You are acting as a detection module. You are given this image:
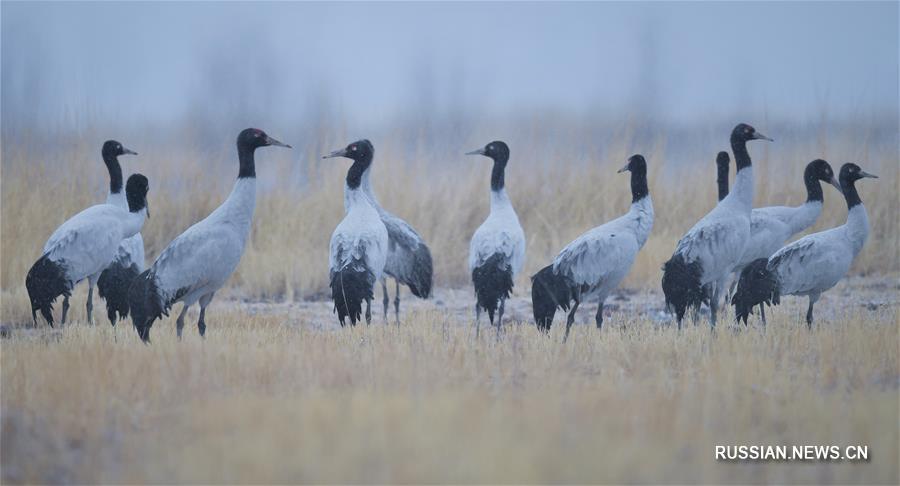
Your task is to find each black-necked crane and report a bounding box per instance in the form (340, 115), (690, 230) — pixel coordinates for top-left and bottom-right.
(732, 163), (876, 327)
(127, 128), (290, 342)
(723, 159), (841, 323)
(531, 154), (654, 341)
(354, 139), (433, 321)
(466, 141), (526, 337)
(323, 140), (389, 326)
(26, 174), (150, 326)
(94, 140), (144, 326)
(661, 123), (771, 328)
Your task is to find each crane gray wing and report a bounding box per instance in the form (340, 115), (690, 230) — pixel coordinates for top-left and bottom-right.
(553, 228), (639, 286)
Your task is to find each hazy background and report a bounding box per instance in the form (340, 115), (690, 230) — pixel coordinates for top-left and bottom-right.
(2, 1), (898, 158)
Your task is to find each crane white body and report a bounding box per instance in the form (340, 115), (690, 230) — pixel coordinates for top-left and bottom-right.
(469, 189), (526, 277)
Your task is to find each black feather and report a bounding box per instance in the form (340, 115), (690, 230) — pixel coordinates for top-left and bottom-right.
(127, 270), (186, 342)
(402, 244), (433, 299)
(25, 255), (71, 327)
(732, 258), (780, 324)
(530, 264), (574, 332)
(97, 260), (141, 326)
(472, 253), (514, 324)
(661, 254), (705, 324)
(331, 264), (375, 326)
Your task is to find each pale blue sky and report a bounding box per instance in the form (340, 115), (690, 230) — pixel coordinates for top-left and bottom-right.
(2, 1), (897, 131)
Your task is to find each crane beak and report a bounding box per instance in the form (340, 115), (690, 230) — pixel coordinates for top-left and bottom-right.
(827, 176), (841, 192)
(465, 148), (486, 156)
(265, 136), (291, 149)
(753, 132), (773, 142)
(859, 170), (878, 179)
(322, 148), (347, 159)
(122, 147), (138, 156)
(617, 163), (630, 173)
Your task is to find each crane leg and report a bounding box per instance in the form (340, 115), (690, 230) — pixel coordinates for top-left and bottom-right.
(496, 298), (505, 339)
(595, 301), (604, 330)
(564, 289), (582, 343)
(806, 293), (820, 329)
(175, 304), (190, 340)
(759, 304), (767, 326)
(61, 296), (70, 325)
(198, 292), (214, 338)
(381, 278), (389, 320)
(394, 279), (401, 323)
(727, 277), (738, 304)
(709, 284), (720, 329)
(365, 298), (372, 325)
(86, 278), (96, 325)
(475, 305), (481, 338)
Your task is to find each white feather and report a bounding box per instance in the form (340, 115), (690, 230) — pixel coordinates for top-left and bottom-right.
(360, 171), (430, 285)
(769, 204), (869, 297)
(106, 189), (145, 270)
(43, 204), (146, 284)
(553, 196), (653, 298)
(469, 189), (526, 275)
(330, 185), (388, 279)
(674, 167), (753, 284)
(149, 178), (255, 306)
(735, 201), (822, 270)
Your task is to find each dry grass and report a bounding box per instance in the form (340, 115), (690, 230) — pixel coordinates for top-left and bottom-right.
(1, 124), (898, 483)
(1, 297), (897, 484)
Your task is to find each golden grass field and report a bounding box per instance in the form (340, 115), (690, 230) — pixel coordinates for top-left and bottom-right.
(1, 285), (898, 484)
(1, 124), (898, 483)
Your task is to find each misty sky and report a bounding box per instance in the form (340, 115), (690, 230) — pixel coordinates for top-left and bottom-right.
(2, 1), (897, 130)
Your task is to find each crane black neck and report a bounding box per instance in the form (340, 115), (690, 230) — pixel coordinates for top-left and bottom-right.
(630, 168), (649, 203)
(346, 154), (373, 190)
(730, 136), (753, 173)
(717, 163), (729, 201)
(237, 142), (258, 179)
(804, 168), (824, 203)
(103, 153), (124, 194)
(126, 188), (146, 213)
(490, 157), (508, 192)
(840, 177), (863, 210)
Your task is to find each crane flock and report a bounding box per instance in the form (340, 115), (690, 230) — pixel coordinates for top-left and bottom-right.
(23, 123), (877, 342)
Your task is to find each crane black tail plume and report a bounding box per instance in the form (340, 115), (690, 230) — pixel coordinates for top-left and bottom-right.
(331, 265), (375, 326)
(472, 253), (514, 323)
(661, 254), (704, 324)
(98, 260), (141, 326)
(127, 270), (167, 342)
(530, 264), (573, 332)
(407, 245), (433, 299)
(732, 258), (780, 324)
(25, 255), (71, 327)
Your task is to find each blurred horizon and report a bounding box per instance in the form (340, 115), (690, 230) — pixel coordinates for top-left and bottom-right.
(2, 1), (898, 158)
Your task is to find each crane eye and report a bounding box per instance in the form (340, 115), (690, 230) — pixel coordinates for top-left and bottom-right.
(351, 145), (357, 151)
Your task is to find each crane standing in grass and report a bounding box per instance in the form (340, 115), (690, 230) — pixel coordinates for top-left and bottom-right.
(95, 140), (144, 326)
(661, 123), (772, 328)
(732, 163), (876, 327)
(531, 154), (654, 341)
(355, 139), (433, 322)
(27, 174), (150, 327)
(128, 128), (290, 342)
(720, 159), (841, 323)
(324, 140), (390, 326)
(466, 141), (526, 337)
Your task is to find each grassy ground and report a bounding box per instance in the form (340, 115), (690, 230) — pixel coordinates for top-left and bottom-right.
(2, 125), (898, 483)
(2, 277), (898, 484)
